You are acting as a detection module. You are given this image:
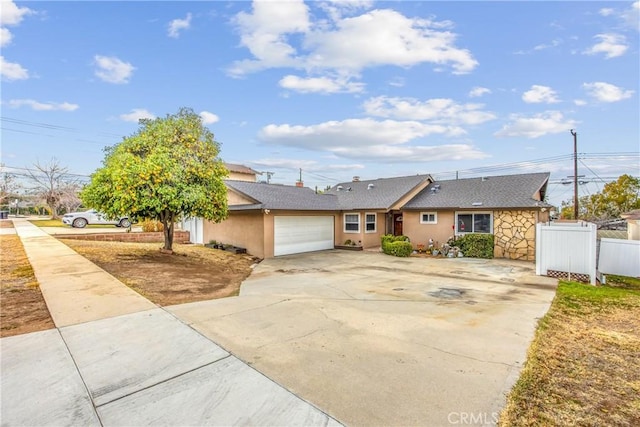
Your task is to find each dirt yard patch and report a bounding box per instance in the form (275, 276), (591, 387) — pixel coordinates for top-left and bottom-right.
(1, 231), (55, 338)
(60, 240), (258, 306)
(500, 280), (640, 426)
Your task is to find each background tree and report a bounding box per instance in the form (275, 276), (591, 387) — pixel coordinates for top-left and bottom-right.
(25, 158), (70, 219)
(58, 182), (83, 214)
(560, 174), (640, 220)
(0, 164), (19, 206)
(81, 107), (229, 252)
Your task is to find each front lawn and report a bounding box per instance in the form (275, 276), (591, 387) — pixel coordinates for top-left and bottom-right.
(29, 219), (112, 228)
(0, 230), (55, 337)
(60, 240), (258, 306)
(500, 277), (640, 426)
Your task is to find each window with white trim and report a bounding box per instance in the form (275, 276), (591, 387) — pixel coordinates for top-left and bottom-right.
(455, 212), (492, 234)
(420, 212), (437, 224)
(365, 213), (376, 233)
(344, 213), (360, 233)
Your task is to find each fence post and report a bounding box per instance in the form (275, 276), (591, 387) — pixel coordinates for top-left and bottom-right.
(535, 223), (542, 276)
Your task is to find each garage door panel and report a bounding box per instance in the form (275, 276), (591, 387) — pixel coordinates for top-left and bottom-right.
(274, 216), (334, 256)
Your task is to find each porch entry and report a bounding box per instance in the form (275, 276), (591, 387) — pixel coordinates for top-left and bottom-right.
(393, 213), (403, 236)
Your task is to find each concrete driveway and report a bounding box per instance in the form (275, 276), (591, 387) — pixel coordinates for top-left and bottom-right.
(170, 250), (557, 426)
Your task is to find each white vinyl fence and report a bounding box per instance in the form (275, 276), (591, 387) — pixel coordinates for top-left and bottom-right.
(536, 222), (597, 285)
(598, 238), (640, 278)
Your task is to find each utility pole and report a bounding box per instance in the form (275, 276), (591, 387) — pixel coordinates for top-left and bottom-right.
(570, 129), (578, 220)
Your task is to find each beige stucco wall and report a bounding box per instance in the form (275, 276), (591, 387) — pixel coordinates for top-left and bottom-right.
(493, 210), (537, 261)
(203, 212), (266, 258)
(227, 171), (256, 182)
(206, 210), (342, 259)
(402, 211), (456, 248)
(335, 212), (386, 249)
(227, 189), (256, 205)
(403, 209), (546, 261)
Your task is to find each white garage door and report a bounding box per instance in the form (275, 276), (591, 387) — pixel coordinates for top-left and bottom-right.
(274, 216), (334, 256)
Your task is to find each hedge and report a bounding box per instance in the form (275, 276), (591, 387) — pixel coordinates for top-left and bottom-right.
(381, 234), (412, 257)
(455, 234), (494, 259)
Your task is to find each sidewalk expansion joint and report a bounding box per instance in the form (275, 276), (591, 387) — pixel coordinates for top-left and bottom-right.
(93, 354), (233, 409)
(56, 327), (105, 427)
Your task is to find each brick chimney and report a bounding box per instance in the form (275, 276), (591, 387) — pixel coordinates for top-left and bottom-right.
(353, 176), (360, 182)
(295, 181), (304, 187)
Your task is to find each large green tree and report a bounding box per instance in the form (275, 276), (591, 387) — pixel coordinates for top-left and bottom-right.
(561, 174), (640, 220)
(82, 108), (228, 251)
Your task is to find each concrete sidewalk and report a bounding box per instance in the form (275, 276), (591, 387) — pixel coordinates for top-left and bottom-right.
(1, 219), (340, 426)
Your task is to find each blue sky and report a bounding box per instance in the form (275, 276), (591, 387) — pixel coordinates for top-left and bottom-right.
(1, 0), (639, 207)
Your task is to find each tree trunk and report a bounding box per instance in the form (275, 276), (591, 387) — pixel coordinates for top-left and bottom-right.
(48, 202), (59, 219)
(161, 210), (175, 251)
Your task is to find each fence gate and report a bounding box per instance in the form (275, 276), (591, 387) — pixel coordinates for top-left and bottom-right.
(536, 222), (597, 285)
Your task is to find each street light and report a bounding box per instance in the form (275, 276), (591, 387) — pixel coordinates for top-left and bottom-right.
(570, 129), (578, 219)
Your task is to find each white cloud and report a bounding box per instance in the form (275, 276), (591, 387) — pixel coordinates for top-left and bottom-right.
(119, 109), (155, 123)
(304, 9), (477, 74)
(0, 55), (28, 80)
(257, 118), (488, 163)
(534, 38), (561, 51)
(468, 86), (491, 98)
(388, 76), (405, 87)
(583, 82), (634, 102)
(599, 8), (614, 17)
(250, 157), (364, 172)
(362, 96), (496, 125)
(0, 1), (34, 48)
(260, 118), (464, 148)
(574, 99), (587, 106)
(623, 1), (640, 31)
(317, 0), (374, 21)
(1, 27), (12, 46)
(583, 33), (628, 58)
(168, 13), (192, 38)
(0, 0), (34, 26)
(8, 99), (79, 111)
(522, 85), (560, 104)
(94, 55), (135, 84)
(228, 0), (310, 76)
(199, 111), (219, 124)
(279, 74), (364, 93)
(494, 111), (578, 139)
(600, 1), (639, 31)
(228, 3), (477, 79)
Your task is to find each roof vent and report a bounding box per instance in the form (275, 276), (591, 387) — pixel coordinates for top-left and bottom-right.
(367, 183), (375, 190)
(430, 187), (437, 193)
(337, 185), (343, 191)
(472, 202), (483, 206)
(433, 184), (440, 189)
(346, 187), (352, 192)
(481, 177), (488, 182)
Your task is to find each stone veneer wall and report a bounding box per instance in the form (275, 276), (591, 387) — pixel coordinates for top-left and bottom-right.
(493, 210), (536, 261)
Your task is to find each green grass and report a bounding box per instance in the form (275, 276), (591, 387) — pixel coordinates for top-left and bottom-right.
(500, 278), (640, 426)
(28, 219), (117, 228)
(605, 274), (640, 290)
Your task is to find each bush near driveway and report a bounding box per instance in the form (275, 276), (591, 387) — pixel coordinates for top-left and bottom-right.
(454, 234), (494, 259)
(381, 234), (412, 257)
(500, 278), (640, 426)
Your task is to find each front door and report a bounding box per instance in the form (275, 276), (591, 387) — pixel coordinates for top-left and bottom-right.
(394, 213), (403, 236)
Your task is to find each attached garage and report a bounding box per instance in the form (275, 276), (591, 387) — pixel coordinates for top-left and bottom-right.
(274, 216), (335, 256)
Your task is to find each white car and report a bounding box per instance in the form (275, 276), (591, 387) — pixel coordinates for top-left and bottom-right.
(62, 209), (132, 228)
